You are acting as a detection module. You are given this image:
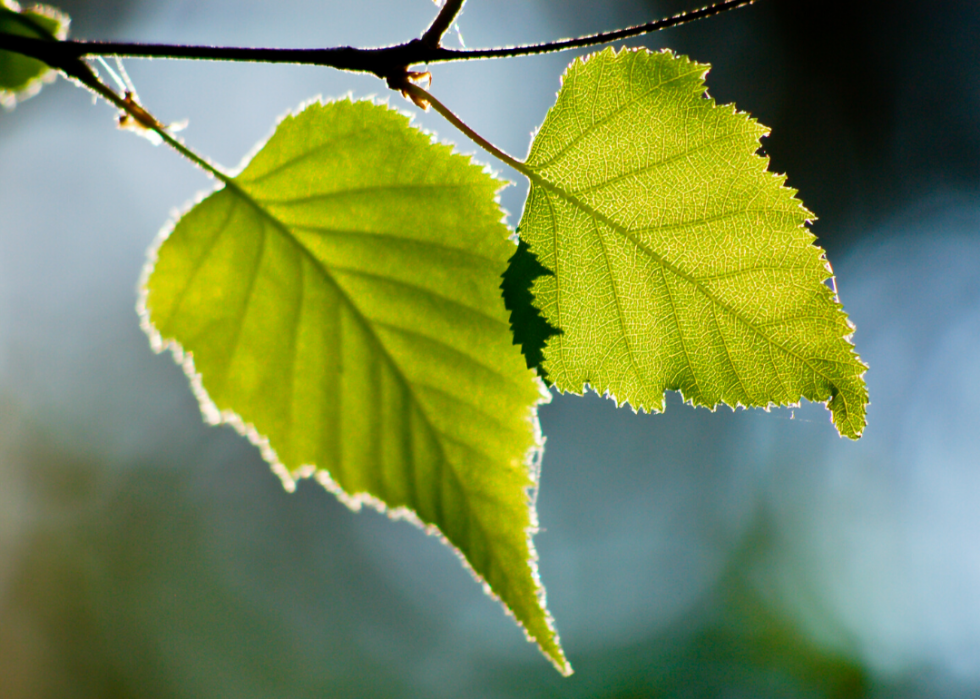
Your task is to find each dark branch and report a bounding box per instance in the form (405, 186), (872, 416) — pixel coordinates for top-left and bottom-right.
(0, 0), (756, 80)
(0, 32), (420, 80)
(425, 0), (756, 62)
(421, 0), (466, 49)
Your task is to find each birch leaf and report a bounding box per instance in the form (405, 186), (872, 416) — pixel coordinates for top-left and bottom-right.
(141, 98), (568, 673)
(518, 47), (867, 438)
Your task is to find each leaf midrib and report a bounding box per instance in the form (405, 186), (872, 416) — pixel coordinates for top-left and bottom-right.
(238, 123), (377, 185)
(255, 183), (476, 207)
(526, 168), (856, 411)
(217, 174), (521, 606)
(225, 176), (450, 459)
(554, 130), (746, 198)
(289, 224), (501, 265)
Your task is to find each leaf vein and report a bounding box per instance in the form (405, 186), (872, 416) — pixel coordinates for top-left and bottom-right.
(372, 320), (527, 393)
(562, 130), (744, 196)
(238, 124), (376, 185)
(529, 63), (706, 172)
(288, 224), (501, 265)
(327, 265), (510, 330)
(531, 171), (858, 408)
(163, 191), (239, 331)
(593, 217), (643, 384)
(254, 183), (478, 207)
(707, 295), (751, 403)
(220, 211), (269, 392)
(658, 263), (701, 398)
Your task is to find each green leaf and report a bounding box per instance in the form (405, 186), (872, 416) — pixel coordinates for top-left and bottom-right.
(140, 98), (569, 674)
(518, 47), (867, 438)
(0, 0), (68, 108)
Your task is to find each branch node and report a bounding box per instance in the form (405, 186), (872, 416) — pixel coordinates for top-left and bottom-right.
(386, 69), (432, 110)
(421, 0), (465, 49)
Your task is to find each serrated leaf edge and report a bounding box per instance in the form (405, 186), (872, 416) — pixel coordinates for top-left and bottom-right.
(136, 96), (571, 675)
(523, 47), (867, 438)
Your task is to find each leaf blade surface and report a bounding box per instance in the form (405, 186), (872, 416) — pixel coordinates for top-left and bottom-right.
(519, 48), (867, 438)
(142, 99), (568, 672)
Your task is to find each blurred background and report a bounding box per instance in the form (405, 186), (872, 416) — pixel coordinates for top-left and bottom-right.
(1, 0), (979, 696)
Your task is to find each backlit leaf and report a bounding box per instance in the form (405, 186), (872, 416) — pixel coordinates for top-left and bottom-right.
(518, 47), (867, 438)
(141, 98), (569, 673)
(0, 0), (68, 108)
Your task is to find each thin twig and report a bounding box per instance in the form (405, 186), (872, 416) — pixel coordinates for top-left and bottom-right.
(427, 0), (756, 62)
(421, 0), (466, 49)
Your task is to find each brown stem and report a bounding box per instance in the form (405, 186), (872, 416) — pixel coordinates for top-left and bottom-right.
(0, 0), (757, 72)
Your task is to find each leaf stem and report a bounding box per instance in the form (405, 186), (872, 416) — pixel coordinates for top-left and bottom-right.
(405, 83), (531, 178)
(61, 57), (230, 184)
(421, 0), (466, 49)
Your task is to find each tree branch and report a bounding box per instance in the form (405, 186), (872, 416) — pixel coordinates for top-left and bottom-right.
(421, 0), (466, 49)
(427, 0), (756, 62)
(0, 0), (756, 77)
(0, 32), (416, 78)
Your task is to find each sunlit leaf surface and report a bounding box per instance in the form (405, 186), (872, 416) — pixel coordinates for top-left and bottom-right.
(142, 99), (568, 672)
(519, 47), (867, 438)
(0, 0), (68, 108)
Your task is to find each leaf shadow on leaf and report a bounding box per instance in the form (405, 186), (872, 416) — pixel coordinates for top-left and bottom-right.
(501, 235), (562, 382)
